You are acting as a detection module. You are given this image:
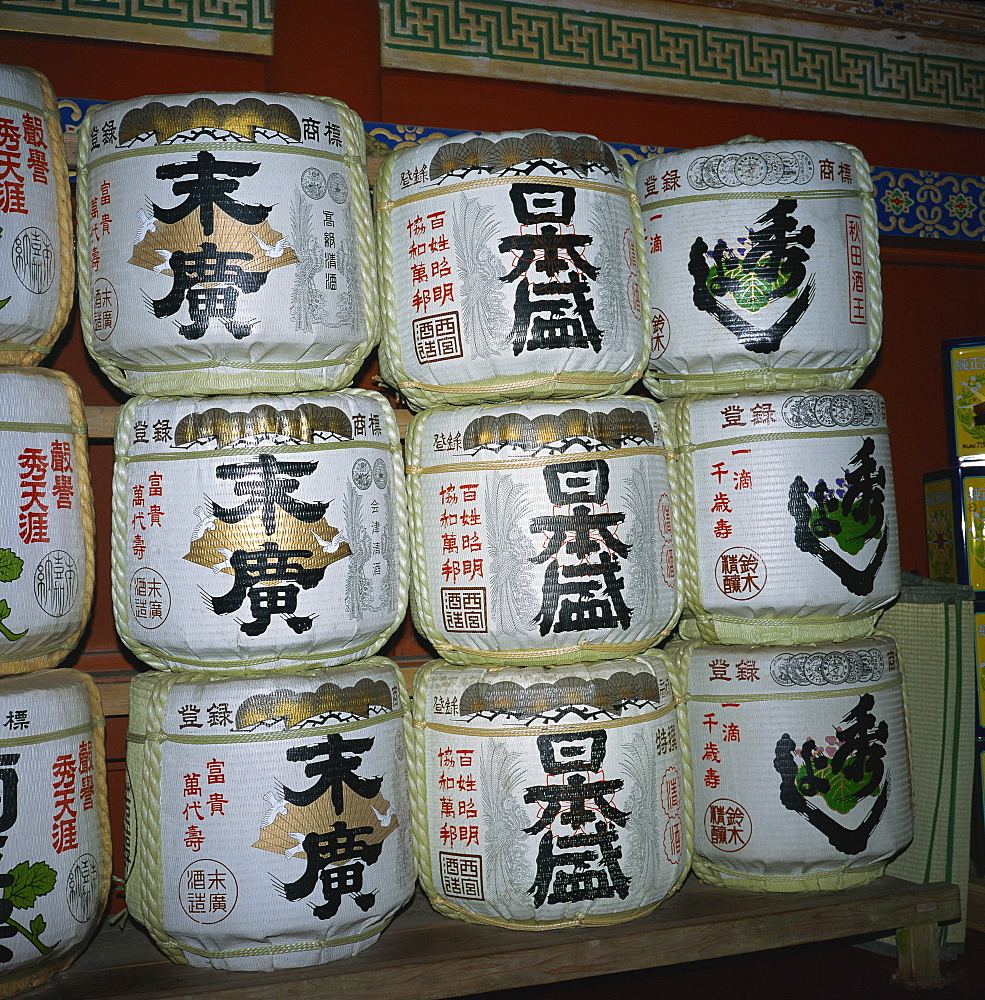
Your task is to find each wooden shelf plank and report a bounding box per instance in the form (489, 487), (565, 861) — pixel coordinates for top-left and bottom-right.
(20, 877), (960, 1000)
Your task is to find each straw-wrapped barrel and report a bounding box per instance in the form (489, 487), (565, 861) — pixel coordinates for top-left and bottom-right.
(376, 130), (649, 409)
(125, 658), (414, 970)
(0, 64), (73, 367)
(76, 91), (378, 396)
(112, 389), (408, 672)
(405, 396), (680, 665)
(409, 654), (690, 928)
(635, 138), (881, 398)
(0, 368), (94, 675)
(670, 634), (912, 891)
(0, 669), (110, 998)
(660, 389), (900, 644)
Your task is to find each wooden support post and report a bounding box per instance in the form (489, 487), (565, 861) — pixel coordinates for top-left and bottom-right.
(894, 922), (950, 989)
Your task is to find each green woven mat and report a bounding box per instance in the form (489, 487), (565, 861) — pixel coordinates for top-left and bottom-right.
(878, 573), (976, 951)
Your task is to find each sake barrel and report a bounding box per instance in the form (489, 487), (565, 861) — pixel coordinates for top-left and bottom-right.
(672, 634), (913, 891)
(0, 65), (73, 367)
(405, 397), (680, 665)
(112, 389), (408, 672)
(409, 654), (690, 928)
(660, 389), (900, 644)
(76, 92), (378, 396)
(376, 130), (649, 410)
(0, 368), (94, 675)
(635, 138), (881, 398)
(0, 670), (111, 998)
(125, 658), (414, 970)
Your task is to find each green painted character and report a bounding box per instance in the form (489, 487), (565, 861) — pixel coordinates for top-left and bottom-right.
(2, 754), (60, 962)
(0, 549), (28, 642)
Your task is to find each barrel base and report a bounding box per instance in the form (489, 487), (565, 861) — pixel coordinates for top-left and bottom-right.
(643, 367), (864, 401)
(677, 609), (881, 646)
(171, 931), (385, 973)
(0, 945), (86, 1000)
(693, 856), (887, 893)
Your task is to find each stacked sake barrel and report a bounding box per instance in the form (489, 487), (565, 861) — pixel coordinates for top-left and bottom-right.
(633, 137), (913, 890)
(376, 130), (690, 927)
(0, 64), (73, 368)
(1, 65), (107, 999)
(77, 92), (414, 971)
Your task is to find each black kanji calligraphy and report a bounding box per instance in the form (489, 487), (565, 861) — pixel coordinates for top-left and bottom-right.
(788, 437), (888, 596)
(153, 151), (271, 238)
(150, 241), (267, 339)
(499, 183), (602, 355)
(523, 730), (632, 908)
(278, 822), (382, 919)
(282, 734), (383, 814)
(688, 199), (816, 353)
(773, 692), (892, 855)
(210, 542), (325, 635)
(530, 461), (633, 635)
(211, 453), (329, 537)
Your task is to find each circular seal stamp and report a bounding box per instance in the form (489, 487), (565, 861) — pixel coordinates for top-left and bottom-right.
(761, 151), (784, 185)
(778, 152), (799, 184)
(702, 155), (724, 188)
(11, 227), (55, 293)
(90, 277), (118, 341)
(129, 566), (171, 629)
(179, 859), (238, 924)
(66, 852), (101, 923)
(715, 546), (766, 601)
(686, 156), (708, 190)
(34, 550), (80, 618)
(301, 166), (328, 200)
(650, 307), (670, 359)
(327, 171), (348, 204)
(822, 650), (851, 684)
(770, 652), (795, 685)
(352, 458), (372, 490)
(735, 151), (767, 187)
(373, 457), (389, 490)
(794, 150), (815, 185)
(718, 153), (740, 187)
(704, 798), (751, 853)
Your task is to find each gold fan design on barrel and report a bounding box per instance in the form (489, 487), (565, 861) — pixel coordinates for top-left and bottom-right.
(253, 783), (398, 858)
(129, 207), (297, 276)
(184, 507), (351, 576)
(119, 98), (302, 145)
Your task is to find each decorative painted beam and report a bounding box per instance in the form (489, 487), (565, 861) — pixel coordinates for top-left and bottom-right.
(0, 0), (274, 54)
(379, 0), (985, 130)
